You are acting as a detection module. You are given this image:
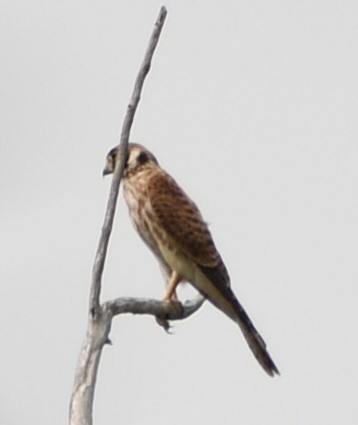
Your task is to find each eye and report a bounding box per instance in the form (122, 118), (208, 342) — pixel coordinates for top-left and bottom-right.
(108, 147), (118, 158)
(137, 151), (148, 165)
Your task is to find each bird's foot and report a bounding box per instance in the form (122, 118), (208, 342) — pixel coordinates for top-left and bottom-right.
(155, 299), (183, 333)
(155, 315), (172, 332)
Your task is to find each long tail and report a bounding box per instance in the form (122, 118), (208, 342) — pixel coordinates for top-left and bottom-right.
(230, 292), (279, 377)
(196, 266), (279, 376)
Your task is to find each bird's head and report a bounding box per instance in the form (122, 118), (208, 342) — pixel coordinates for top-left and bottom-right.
(103, 143), (158, 178)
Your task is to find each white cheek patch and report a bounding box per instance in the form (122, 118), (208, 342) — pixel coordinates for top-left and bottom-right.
(127, 149), (140, 169)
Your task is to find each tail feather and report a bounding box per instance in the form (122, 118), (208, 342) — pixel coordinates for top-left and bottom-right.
(196, 265), (279, 376)
(233, 298), (279, 376)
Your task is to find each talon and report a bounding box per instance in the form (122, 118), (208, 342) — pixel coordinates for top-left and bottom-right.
(155, 315), (172, 332)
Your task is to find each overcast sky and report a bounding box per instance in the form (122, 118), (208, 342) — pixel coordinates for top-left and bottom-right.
(1, 1), (358, 424)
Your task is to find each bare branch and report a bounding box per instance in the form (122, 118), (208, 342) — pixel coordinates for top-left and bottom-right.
(69, 294), (204, 425)
(104, 295), (205, 319)
(70, 7), (169, 425)
(89, 6), (168, 314)
(69, 309), (112, 425)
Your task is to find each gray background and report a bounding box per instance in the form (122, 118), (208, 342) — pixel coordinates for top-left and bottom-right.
(1, 1), (357, 424)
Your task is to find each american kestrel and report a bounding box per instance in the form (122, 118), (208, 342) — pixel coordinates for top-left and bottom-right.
(103, 143), (279, 376)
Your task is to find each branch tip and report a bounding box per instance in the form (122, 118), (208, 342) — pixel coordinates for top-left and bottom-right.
(160, 6), (167, 18)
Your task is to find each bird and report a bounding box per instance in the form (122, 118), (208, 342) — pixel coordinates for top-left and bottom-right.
(103, 143), (279, 377)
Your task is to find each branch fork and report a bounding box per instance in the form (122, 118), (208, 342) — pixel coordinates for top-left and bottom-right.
(69, 8), (204, 425)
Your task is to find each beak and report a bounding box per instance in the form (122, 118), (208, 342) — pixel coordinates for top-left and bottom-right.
(102, 166), (112, 177)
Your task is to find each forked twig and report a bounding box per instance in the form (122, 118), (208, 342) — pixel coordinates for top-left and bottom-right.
(69, 8), (204, 425)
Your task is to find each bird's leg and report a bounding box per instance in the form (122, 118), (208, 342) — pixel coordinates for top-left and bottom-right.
(163, 270), (182, 302)
(156, 271), (183, 332)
